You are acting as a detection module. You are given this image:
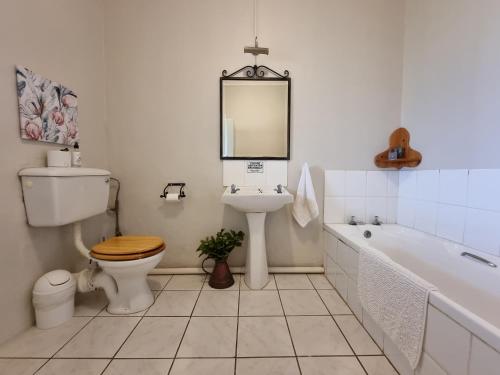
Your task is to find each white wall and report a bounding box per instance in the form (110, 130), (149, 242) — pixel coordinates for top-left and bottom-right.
(402, 0), (500, 169)
(103, 0), (405, 269)
(0, 0), (109, 344)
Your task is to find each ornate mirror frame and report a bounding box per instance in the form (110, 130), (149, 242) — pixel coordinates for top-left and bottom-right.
(220, 65), (291, 160)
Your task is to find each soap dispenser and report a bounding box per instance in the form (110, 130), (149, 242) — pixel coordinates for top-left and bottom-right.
(71, 142), (82, 167)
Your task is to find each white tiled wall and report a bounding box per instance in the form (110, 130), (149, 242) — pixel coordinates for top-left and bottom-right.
(222, 160), (287, 187)
(324, 170), (399, 225)
(324, 168), (500, 257)
(397, 169), (500, 257)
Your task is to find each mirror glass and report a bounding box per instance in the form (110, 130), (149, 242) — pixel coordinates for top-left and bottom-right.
(221, 79), (290, 159)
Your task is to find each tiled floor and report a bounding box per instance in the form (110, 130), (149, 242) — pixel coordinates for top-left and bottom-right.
(0, 274), (398, 375)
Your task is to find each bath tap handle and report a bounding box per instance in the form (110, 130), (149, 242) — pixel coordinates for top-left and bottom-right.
(274, 184), (283, 194)
(348, 216), (365, 226)
(348, 216), (365, 225)
(372, 216), (382, 226)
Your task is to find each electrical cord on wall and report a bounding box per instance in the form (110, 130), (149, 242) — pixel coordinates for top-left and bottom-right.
(109, 177), (122, 237)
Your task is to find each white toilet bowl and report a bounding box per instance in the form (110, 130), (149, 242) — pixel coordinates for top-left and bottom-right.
(94, 250), (164, 314)
(89, 236), (166, 315)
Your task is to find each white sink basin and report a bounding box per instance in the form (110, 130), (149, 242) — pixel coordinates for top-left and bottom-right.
(222, 186), (294, 290)
(222, 186), (294, 213)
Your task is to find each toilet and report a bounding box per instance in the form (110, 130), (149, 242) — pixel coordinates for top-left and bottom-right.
(90, 236), (165, 314)
(18, 167), (165, 315)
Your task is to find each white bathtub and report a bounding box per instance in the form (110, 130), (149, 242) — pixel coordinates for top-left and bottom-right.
(323, 223), (500, 375)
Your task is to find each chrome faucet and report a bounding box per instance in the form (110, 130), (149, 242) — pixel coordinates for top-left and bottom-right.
(372, 216), (382, 226)
(274, 184), (283, 194)
(230, 184), (240, 194)
(348, 216), (365, 226)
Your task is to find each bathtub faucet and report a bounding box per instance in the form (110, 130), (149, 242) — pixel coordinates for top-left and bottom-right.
(372, 216), (383, 226)
(348, 216), (365, 225)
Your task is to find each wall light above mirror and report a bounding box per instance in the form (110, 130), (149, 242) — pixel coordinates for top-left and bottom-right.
(220, 65), (290, 160)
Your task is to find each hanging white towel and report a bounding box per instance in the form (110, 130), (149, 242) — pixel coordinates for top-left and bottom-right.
(292, 163), (319, 227)
(358, 246), (438, 369)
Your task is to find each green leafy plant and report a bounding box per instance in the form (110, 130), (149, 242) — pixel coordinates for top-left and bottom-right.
(196, 229), (245, 261)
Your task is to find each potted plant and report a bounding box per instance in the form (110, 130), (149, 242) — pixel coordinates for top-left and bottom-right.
(197, 229), (245, 289)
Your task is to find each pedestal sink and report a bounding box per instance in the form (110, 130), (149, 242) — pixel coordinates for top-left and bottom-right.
(222, 186), (294, 289)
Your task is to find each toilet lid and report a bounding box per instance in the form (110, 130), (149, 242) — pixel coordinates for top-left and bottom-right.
(91, 236), (165, 257)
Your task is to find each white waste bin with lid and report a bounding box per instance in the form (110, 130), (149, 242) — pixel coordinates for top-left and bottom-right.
(33, 270), (76, 329)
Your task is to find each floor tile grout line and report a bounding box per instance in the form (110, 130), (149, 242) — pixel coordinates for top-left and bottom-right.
(357, 354), (399, 375)
(139, 314), (340, 318)
(30, 358), (50, 375)
(0, 354), (387, 360)
(355, 354), (400, 375)
(98, 285), (167, 374)
(307, 275), (362, 372)
(234, 274), (241, 375)
(274, 274), (303, 375)
(137, 312), (357, 318)
(162, 274), (174, 291)
(32, 313), (102, 373)
(166, 274), (206, 375)
(98, 294), (160, 374)
(307, 274), (371, 375)
(316, 273), (388, 354)
(316, 273), (394, 369)
(355, 355), (374, 375)
(42, 314), (98, 364)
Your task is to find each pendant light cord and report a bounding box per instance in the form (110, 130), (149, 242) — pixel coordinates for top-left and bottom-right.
(253, 0), (257, 40)
(253, 0), (257, 65)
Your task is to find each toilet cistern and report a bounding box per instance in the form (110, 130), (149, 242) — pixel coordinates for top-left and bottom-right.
(221, 186), (293, 289)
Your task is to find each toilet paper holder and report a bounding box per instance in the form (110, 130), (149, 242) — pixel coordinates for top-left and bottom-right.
(160, 183), (186, 199)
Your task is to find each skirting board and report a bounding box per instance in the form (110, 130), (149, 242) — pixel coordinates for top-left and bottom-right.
(149, 266), (324, 275)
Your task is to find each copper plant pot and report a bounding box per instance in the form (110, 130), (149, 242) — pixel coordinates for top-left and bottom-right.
(203, 258), (234, 289)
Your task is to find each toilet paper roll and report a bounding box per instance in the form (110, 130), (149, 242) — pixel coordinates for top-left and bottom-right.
(47, 150), (71, 167)
(164, 193), (180, 202)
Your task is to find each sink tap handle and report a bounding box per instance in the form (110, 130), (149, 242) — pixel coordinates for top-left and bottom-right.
(230, 184), (240, 194)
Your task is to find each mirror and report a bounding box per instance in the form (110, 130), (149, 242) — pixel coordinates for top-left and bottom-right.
(220, 78), (290, 160)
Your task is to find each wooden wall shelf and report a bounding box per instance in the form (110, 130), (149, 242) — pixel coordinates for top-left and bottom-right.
(374, 128), (422, 169)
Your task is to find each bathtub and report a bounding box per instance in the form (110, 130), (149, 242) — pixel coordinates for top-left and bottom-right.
(323, 223), (500, 375)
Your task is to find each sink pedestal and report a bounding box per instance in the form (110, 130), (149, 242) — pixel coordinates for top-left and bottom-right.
(221, 186), (294, 290)
(244, 212), (269, 289)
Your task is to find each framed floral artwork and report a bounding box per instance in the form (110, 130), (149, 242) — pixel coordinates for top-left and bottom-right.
(16, 66), (79, 145)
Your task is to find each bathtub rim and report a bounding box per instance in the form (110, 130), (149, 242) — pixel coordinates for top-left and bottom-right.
(323, 223), (500, 354)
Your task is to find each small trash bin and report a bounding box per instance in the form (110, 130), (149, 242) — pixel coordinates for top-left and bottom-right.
(33, 270), (76, 329)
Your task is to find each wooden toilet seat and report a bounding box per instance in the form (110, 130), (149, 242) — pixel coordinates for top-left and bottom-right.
(91, 236), (165, 261)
